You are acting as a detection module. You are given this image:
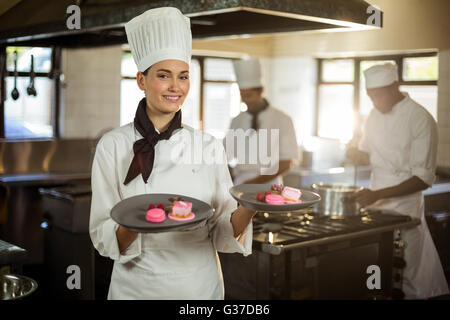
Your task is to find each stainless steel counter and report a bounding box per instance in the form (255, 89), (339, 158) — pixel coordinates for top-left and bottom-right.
(0, 173), (90, 187)
(0, 139), (94, 265)
(0, 139), (95, 176)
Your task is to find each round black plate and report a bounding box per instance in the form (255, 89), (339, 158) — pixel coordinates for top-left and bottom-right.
(229, 184), (321, 212)
(110, 193), (213, 233)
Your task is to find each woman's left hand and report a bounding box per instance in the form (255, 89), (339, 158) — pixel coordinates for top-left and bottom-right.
(348, 188), (380, 207)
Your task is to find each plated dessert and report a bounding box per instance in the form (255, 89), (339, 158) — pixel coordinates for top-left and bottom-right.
(145, 197), (195, 223)
(256, 184), (302, 205)
(168, 200), (196, 221)
(111, 193), (213, 233)
(145, 208), (166, 223)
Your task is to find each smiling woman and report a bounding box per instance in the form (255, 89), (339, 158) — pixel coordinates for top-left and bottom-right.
(89, 6), (256, 301)
(136, 60), (190, 131)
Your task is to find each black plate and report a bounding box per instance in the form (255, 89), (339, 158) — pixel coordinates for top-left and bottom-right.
(110, 193), (213, 233)
(229, 184), (321, 212)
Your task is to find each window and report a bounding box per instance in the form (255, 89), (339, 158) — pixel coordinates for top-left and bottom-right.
(399, 85), (437, 120)
(181, 59), (201, 130)
(317, 85), (354, 142)
(321, 59), (354, 82)
(202, 57), (241, 139)
(2, 46), (55, 139)
(316, 59), (355, 142)
(120, 52), (241, 139)
(402, 56), (438, 81)
(316, 53), (438, 142)
(120, 51), (142, 126)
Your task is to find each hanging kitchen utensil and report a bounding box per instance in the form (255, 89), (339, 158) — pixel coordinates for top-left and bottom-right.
(27, 55), (37, 96)
(11, 51), (19, 100)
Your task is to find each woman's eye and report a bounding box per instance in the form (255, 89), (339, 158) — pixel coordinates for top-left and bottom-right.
(180, 75), (189, 80)
(158, 74), (169, 79)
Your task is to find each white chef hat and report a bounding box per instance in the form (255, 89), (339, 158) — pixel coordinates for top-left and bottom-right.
(233, 58), (263, 89)
(125, 7), (192, 72)
(364, 63), (399, 89)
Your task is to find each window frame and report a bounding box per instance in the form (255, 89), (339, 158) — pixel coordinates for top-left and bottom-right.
(315, 52), (438, 139)
(0, 45), (60, 140)
(196, 56), (238, 132)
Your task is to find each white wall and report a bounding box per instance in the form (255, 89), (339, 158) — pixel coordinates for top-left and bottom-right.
(437, 49), (450, 167)
(260, 56), (317, 146)
(61, 45), (122, 138)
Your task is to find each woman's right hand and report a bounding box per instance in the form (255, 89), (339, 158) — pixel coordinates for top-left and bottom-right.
(116, 225), (139, 253)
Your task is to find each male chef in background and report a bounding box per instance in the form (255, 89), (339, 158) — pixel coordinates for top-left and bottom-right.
(347, 63), (449, 299)
(225, 58), (298, 186)
(219, 58), (298, 298)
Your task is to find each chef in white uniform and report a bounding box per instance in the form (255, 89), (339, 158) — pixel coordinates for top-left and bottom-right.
(89, 7), (256, 300)
(347, 63), (449, 299)
(226, 58), (298, 186)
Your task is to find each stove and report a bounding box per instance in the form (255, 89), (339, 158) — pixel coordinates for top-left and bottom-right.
(219, 208), (420, 300)
(251, 208), (419, 255)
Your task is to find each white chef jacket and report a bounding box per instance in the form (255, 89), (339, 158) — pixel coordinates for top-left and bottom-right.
(227, 105), (298, 185)
(89, 123), (253, 300)
(359, 93), (449, 299)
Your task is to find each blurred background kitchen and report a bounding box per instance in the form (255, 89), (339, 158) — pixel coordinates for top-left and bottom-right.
(0, 0), (449, 300)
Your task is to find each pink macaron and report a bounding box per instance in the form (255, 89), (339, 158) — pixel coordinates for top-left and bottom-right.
(265, 194), (285, 205)
(146, 208), (166, 223)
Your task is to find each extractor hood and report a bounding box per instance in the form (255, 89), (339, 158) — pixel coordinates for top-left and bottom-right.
(0, 0), (382, 48)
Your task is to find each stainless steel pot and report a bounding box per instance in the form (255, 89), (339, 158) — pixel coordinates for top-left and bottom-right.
(311, 183), (364, 219)
(0, 274), (38, 300)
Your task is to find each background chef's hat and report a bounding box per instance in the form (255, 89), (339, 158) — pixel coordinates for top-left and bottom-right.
(364, 63), (399, 89)
(233, 58), (263, 89)
(125, 7), (192, 72)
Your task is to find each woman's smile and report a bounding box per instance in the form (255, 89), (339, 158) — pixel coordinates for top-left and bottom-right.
(136, 59), (190, 121)
(163, 95), (183, 103)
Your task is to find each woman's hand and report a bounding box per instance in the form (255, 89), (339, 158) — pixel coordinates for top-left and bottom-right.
(116, 225), (139, 253)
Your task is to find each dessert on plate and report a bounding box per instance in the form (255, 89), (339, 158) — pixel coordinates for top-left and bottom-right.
(264, 194), (285, 205)
(145, 207), (166, 223)
(168, 200), (195, 221)
(145, 197), (196, 223)
(256, 184), (302, 205)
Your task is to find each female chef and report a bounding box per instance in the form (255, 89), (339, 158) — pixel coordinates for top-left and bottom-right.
(89, 7), (255, 300)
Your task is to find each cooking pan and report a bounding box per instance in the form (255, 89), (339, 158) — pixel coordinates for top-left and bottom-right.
(311, 182), (364, 219)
